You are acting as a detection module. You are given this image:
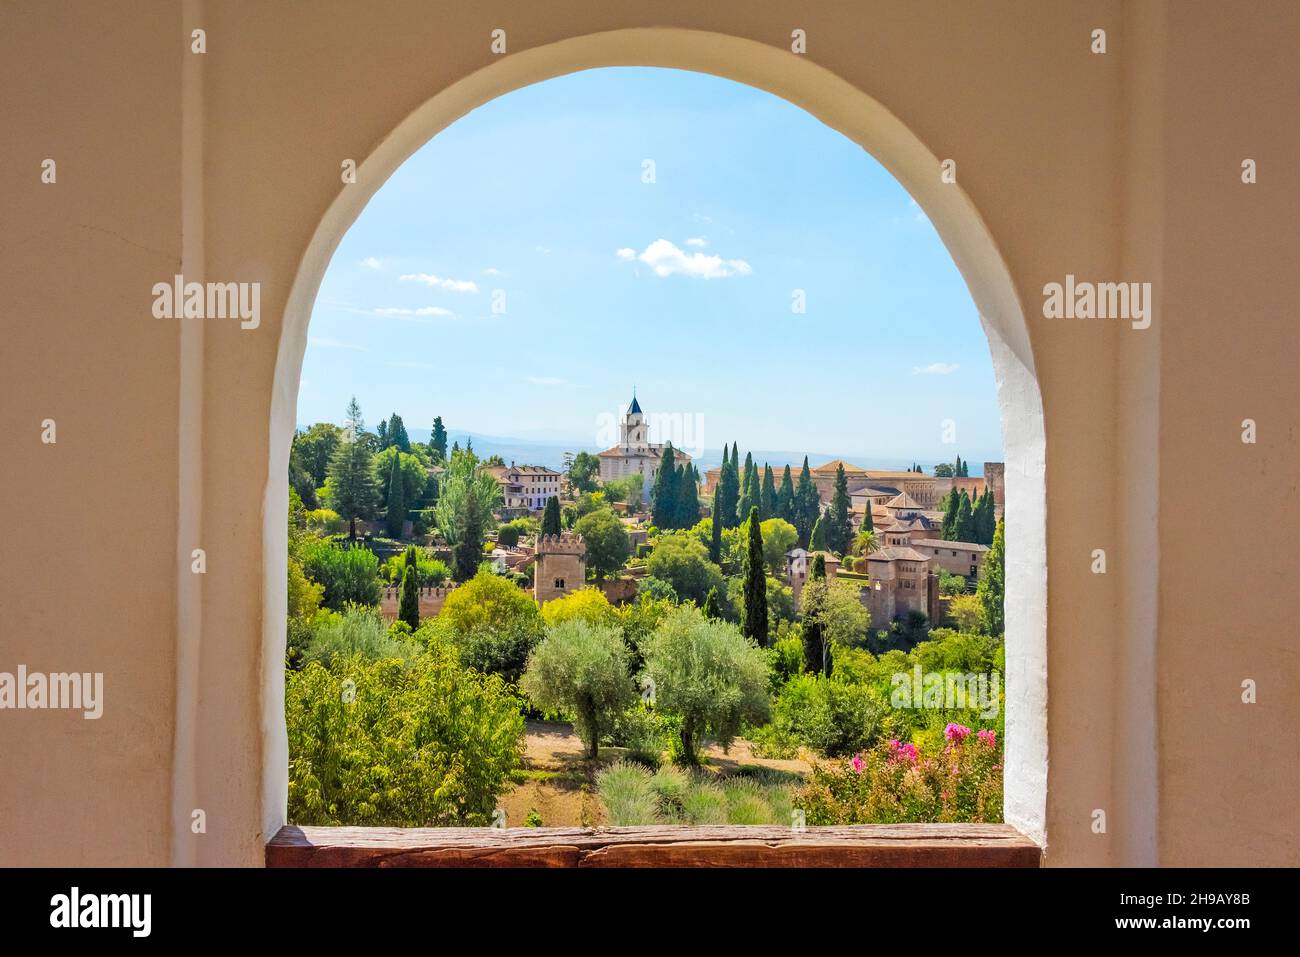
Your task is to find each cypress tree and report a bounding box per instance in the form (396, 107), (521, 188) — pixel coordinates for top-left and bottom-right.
(709, 509), (722, 564)
(702, 586), (721, 620)
(452, 496), (483, 581)
(741, 506), (768, 647)
(384, 451), (406, 539)
(827, 463), (852, 555)
(861, 497), (874, 533)
(760, 464), (777, 520)
(650, 444), (679, 528)
(715, 443), (740, 530)
(777, 464), (795, 524)
(403, 544), (418, 569)
(737, 456), (759, 526)
(803, 554), (828, 674)
(940, 488), (960, 540)
(809, 509), (828, 552)
(794, 457), (820, 547)
(430, 416), (448, 462)
(674, 463), (700, 529)
(953, 490), (975, 542)
(398, 563), (420, 630)
(541, 495), (562, 538)
(976, 519), (1006, 634)
(385, 413), (410, 452)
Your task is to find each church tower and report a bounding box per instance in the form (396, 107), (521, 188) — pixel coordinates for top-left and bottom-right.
(620, 391), (647, 448)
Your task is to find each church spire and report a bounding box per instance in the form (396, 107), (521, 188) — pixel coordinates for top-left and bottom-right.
(628, 386), (642, 416)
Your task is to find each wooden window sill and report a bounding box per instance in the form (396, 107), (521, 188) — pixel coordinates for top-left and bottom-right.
(267, 823), (1041, 867)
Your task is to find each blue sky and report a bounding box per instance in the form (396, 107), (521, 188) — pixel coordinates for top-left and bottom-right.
(300, 67), (1003, 469)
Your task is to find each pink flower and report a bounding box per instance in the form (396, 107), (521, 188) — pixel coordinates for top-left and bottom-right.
(977, 729), (997, 748)
(850, 754), (864, 773)
(944, 722), (972, 743)
(887, 739), (918, 765)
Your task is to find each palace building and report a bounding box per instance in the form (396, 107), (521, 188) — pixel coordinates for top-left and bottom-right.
(596, 394), (691, 503)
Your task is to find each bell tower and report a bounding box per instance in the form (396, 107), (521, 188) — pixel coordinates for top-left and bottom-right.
(620, 389), (646, 448)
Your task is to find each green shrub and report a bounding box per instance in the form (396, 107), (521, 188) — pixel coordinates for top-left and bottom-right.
(610, 704), (667, 767)
(286, 639), (525, 826)
(773, 673), (886, 757)
(594, 760), (796, 826)
(301, 604), (421, 667)
(596, 761), (660, 825)
(301, 540), (382, 609)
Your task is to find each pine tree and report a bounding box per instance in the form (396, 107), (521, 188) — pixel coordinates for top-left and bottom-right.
(777, 464), (795, 524)
(398, 563), (420, 630)
(541, 496), (562, 538)
(715, 443), (740, 530)
(650, 445), (679, 528)
(327, 398), (379, 539)
(794, 457), (820, 547)
(674, 464), (700, 529)
(760, 464), (777, 521)
(809, 509), (828, 552)
(737, 455), (759, 526)
(384, 450), (406, 538)
(741, 506), (768, 647)
(827, 463), (852, 555)
(976, 519), (1005, 634)
(430, 416), (448, 462)
(803, 554), (827, 674)
(703, 586), (721, 620)
(953, 490), (975, 542)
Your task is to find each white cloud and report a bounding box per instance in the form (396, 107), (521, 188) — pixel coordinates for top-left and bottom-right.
(308, 336), (368, 351)
(360, 256), (383, 269)
(399, 272), (479, 293)
(373, 306), (454, 317)
(616, 239), (752, 279)
(912, 362), (960, 375)
(685, 237), (707, 247)
(482, 267), (503, 276)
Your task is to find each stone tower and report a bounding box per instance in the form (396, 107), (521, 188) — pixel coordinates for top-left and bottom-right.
(533, 531), (587, 604)
(619, 392), (647, 448)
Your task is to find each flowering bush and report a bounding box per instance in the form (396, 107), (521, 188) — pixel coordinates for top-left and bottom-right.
(794, 723), (1002, 824)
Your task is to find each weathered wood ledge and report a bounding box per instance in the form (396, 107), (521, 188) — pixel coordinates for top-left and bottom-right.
(267, 823), (1041, 867)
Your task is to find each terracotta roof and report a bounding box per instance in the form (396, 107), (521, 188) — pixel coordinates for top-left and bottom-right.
(867, 546), (931, 563)
(849, 485), (900, 498)
(812, 458), (867, 474)
(911, 538), (989, 553)
(886, 492), (922, 509)
(596, 444), (692, 461)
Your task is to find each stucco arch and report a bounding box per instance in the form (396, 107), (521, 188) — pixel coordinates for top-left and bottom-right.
(261, 27), (1047, 848)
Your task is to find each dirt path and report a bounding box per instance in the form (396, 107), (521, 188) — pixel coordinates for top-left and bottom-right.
(497, 720), (812, 828)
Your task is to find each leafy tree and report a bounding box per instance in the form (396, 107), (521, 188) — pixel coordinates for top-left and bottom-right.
(326, 398), (380, 539)
(568, 451), (601, 494)
(645, 531), (724, 606)
(286, 635), (524, 826)
(673, 464), (700, 528)
(741, 507), (769, 647)
(757, 517), (798, 575)
(976, 519), (1005, 635)
(758, 464), (777, 521)
(540, 586), (620, 630)
(642, 606), (771, 764)
(602, 473), (643, 504)
(934, 462), (954, 478)
(521, 620), (635, 759)
(430, 415), (448, 462)
(650, 445), (679, 528)
(809, 509), (828, 552)
(372, 445), (429, 512)
(294, 422), (344, 487)
(574, 506), (630, 580)
(777, 464), (795, 524)
(946, 593), (984, 632)
(398, 563), (420, 630)
(437, 568), (545, 683)
(702, 586), (722, 620)
(827, 463), (853, 555)
(714, 443), (740, 530)
(541, 495), (562, 538)
(300, 539), (382, 610)
(794, 456), (820, 547)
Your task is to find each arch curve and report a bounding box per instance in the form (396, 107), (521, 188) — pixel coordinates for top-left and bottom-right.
(262, 27), (1046, 847)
